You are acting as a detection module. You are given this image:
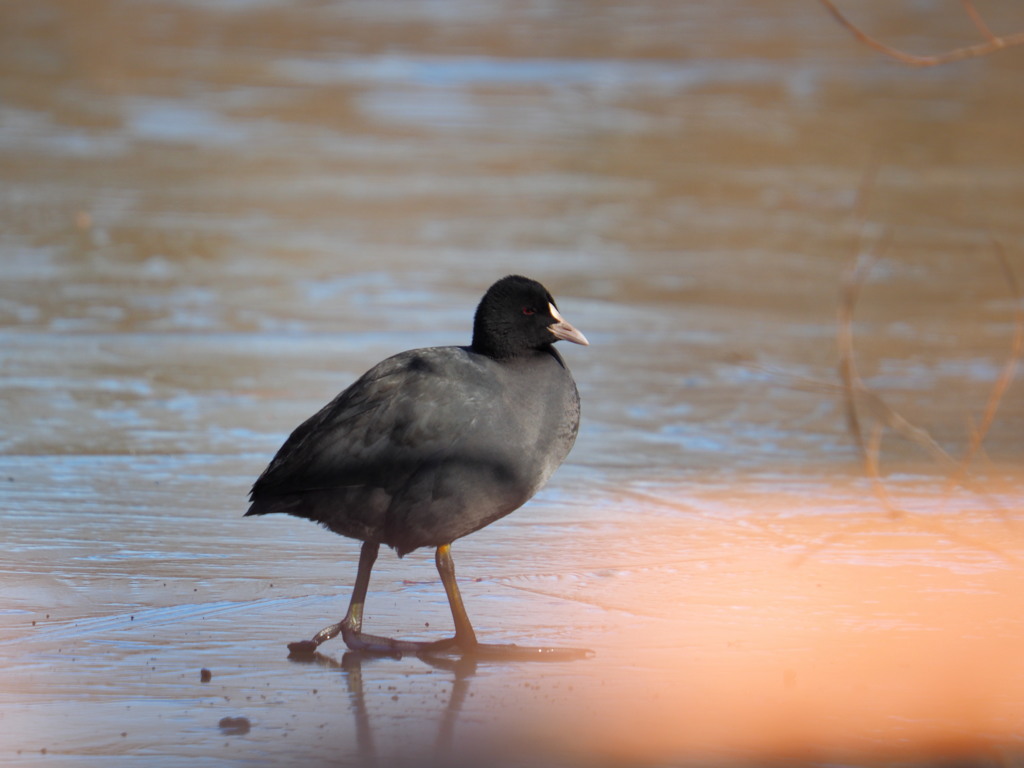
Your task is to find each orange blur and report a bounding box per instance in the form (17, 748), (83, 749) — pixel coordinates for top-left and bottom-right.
(520, 501), (1024, 765)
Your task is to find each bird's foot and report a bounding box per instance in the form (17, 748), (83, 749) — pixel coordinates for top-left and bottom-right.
(342, 626), (459, 656)
(436, 641), (594, 662)
(287, 618), (353, 658)
(287, 620), (458, 658)
(288, 620), (592, 662)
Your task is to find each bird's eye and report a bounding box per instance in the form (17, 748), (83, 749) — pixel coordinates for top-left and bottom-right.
(522, 306), (536, 316)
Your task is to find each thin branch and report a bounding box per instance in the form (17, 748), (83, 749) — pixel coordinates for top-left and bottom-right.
(944, 242), (1024, 492)
(819, 0), (1024, 66)
(808, 193), (1018, 566)
(836, 239), (955, 472)
(837, 251), (873, 459)
(973, 243), (1023, 450)
(959, 0), (999, 43)
(865, 423), (904, 518)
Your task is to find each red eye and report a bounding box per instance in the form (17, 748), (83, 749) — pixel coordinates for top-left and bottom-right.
(522, 306), (536, 316)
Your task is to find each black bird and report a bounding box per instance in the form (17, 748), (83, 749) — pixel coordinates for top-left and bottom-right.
(246, 275), (590, 659)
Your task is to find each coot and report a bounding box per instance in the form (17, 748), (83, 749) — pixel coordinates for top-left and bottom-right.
(246, 275), (590, 659)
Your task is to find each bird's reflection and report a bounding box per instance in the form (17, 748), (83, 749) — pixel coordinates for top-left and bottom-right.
(290, 649), (478, 763)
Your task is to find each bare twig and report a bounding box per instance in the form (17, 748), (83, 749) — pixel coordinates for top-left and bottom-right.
(944, 242), (1024, 492)
(795, 172), (1021, 566)
(835, 238), (958, 472)
(819, 0), (1024, 66)
(829, 245), (1020, 562)
(959, 0), (999, 43)
(864, 423), (904, 518)
(836, 250), (874, 459)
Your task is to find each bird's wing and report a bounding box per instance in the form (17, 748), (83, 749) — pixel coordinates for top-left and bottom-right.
(248, 347), (487, 500)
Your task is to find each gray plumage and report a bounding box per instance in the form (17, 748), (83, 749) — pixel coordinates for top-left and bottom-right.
(246, 275), (586, 557)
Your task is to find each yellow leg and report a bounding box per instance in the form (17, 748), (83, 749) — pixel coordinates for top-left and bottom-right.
(435, 543), (478, 648)
(286, 541), (592, 661)
(288, 541), (380, 655)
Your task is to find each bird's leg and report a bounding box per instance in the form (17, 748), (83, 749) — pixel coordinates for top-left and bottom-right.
(339, 540), (458, 654)
(426, 543), (596, 662)
(289, 540), (458, 657)
(336, 539), (377, 645)
(287, 541), (592, 661)
(288, 540), (380, 656)
(435, 543), (478, 648)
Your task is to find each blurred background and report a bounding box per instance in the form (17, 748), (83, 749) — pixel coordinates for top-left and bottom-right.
(2, 1), (1023, 766)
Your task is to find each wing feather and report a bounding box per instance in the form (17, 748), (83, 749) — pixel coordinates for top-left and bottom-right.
(248, 347), (485, 501)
